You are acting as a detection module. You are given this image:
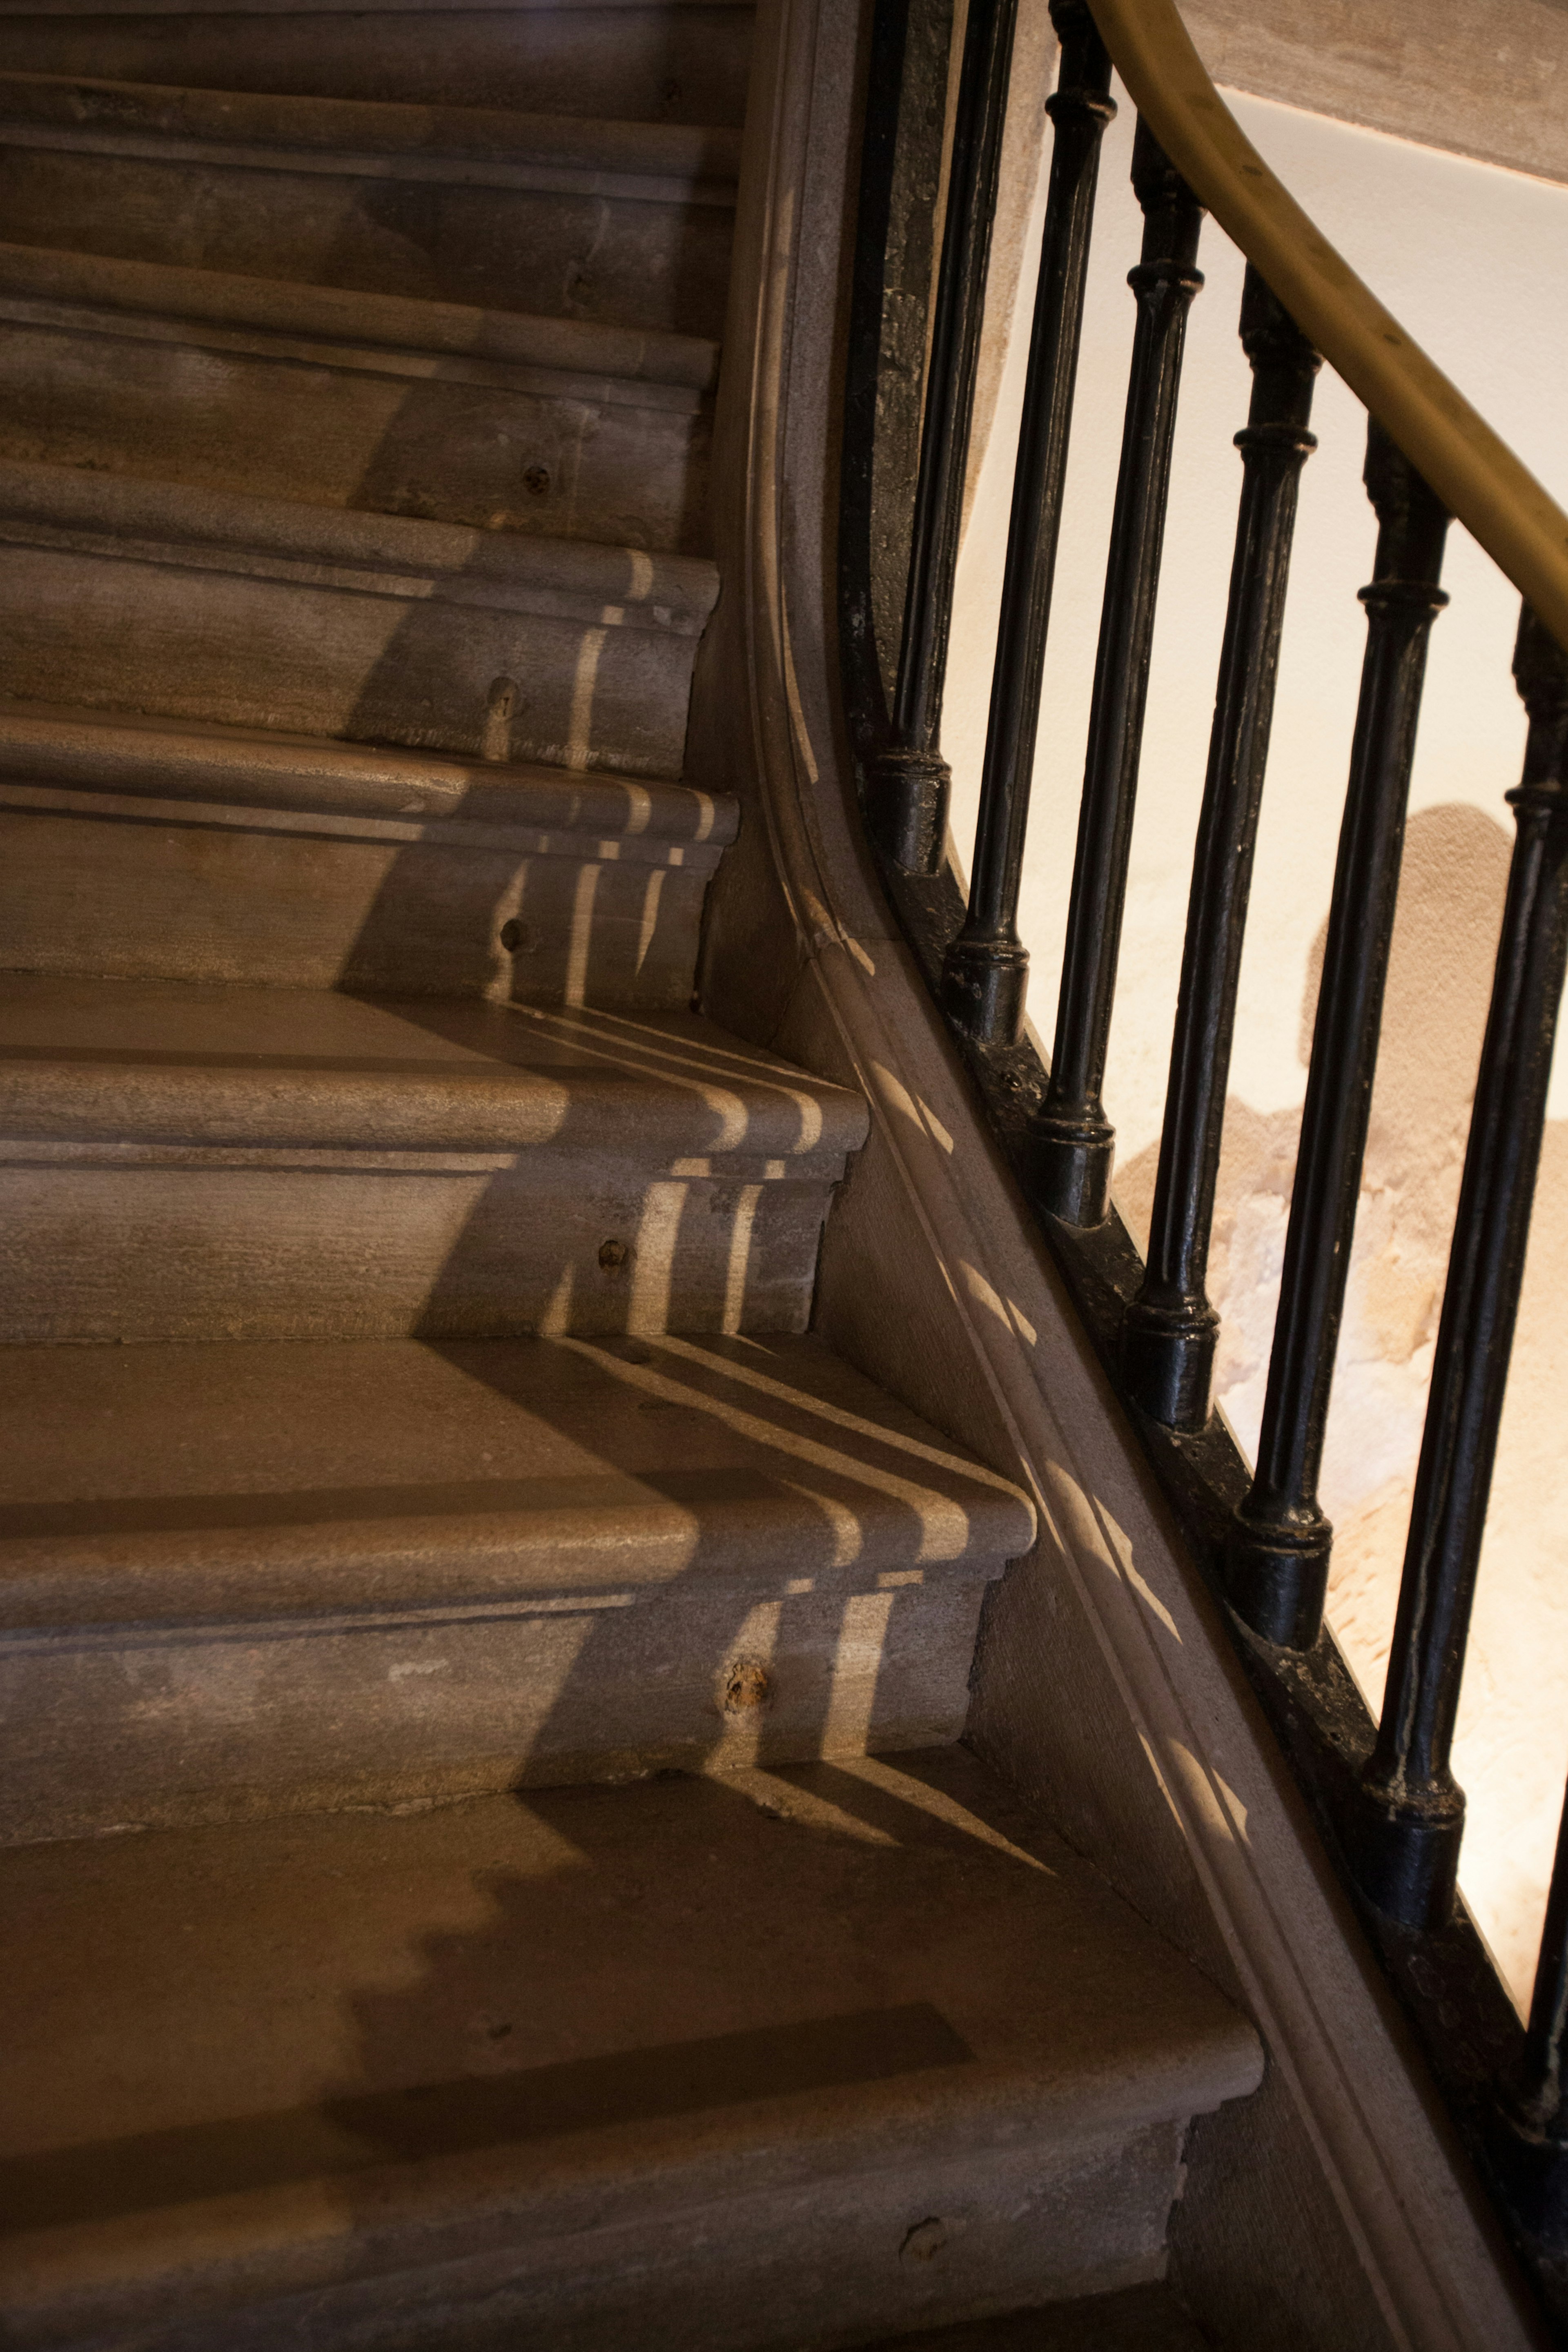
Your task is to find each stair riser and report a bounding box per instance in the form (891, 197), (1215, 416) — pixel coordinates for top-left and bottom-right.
(0, 319), (712, 549)
(0, 1579), (994, 1843)
(0, 544), (699, 773)
(0, 2127), (1177, 2352)
(0, 1163), (835, 1341)
(0, 9), (755, 123)
(0, 150), (735, 337)
(0, 802), (714, 1004)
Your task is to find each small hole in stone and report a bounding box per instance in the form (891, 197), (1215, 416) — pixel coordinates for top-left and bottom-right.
(723, 1659), (771, 1714)
(523, 464), (551, 497)
(598, 1238), (629, 1271)
(480, 675), (519, 764)
(499, 918), (536, 954)
(900, 2218), (948, 2267)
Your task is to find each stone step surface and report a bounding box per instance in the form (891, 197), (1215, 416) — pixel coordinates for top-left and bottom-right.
(0, 73), (739, 333)
(0, 1330), (1036, 1838)
(0, 976), (868, 1341)
(0, 0), (756, 121)
(0, 459), (716, 768)
(0, 243), (717, 547)
(855, 2287), (1213, 2350)
(0, 703), (736, 1002)
(0, 1751), (1262, 2350)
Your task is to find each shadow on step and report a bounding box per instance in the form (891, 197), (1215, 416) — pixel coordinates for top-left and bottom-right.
(379, 998), (855, 1343)
(0, 6), (754, 122)
(5, 1742), (1248, 2336)
(332, 805), (714, 1007)
(396, 1327), (1019, 1788)
(4, 1757), (1067, 2235)
(0, 1324), (1030, 1835)
(4, 2000), (973, 2235)
(847, 2282), (1213, 2350)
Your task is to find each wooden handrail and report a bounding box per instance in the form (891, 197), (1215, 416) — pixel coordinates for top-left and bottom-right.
(1087, 0), (1568, 655)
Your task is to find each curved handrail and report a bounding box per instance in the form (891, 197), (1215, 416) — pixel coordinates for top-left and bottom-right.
(1088, 0), (1568, 656)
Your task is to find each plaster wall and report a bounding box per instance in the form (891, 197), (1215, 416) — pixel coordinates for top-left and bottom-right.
(943, 73), (1568, 2011)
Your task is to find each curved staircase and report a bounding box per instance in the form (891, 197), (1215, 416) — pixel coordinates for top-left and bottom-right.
(0, 4), (1263, 2344)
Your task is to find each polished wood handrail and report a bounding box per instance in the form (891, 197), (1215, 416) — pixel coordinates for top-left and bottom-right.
(1087, 0), (1568, 655)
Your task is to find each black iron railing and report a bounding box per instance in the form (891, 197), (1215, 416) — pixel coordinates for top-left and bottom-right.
(840, 0), (1568, 2323)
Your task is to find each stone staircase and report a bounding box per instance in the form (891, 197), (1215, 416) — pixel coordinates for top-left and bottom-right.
(0, 3), (1262, 2343)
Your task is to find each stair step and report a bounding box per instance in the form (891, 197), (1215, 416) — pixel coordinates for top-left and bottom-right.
(0, 977), (868, 1341)
(0, 1753), (1262, 2348)
(0, 1), (756, 123)
(0, 243), (717, 546)
(0, 703), (735, 1002)
(0, 74), (738, 333)
(0, 70), (744, 184)
(0, 459), (716, 768)
(0, 1330), (1035, 1836)
(858, 2285), (1212, 2350)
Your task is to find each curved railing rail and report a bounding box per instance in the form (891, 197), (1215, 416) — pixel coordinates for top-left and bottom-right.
(1094, 0), (1568, 657)
(839, 0), (1568, 2325)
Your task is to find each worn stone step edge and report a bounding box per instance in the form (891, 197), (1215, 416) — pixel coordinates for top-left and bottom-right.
(0, 1060), (866, 1161)
(1, 2069), (1258, 2341)
(0, 1489), (1020, 1630)
(0, 0), (753, 15)
(0, 72), (742, 200)
(0, 242), (720, 403)
(0, 1325), (1035, 1626)
(0, 459), (719, 632)
(0, 703), (738, 857)
(0, 1786), (1260, 2352)
(0, 780), (731, 884)
(0, 989), (870, 1162)
(0, 2017), (1262, 2351)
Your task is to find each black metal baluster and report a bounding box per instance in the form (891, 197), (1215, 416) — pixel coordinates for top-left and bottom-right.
(1122, 270), (1320, 1428)
(868, 0), (1019, 875)
(1227, 424), (1449, 1649)
(1032, 123), (1205, 1223)
(1340, 607), (1568, 1928)
(940, 0), (1114, 1046)
(1494, 1777), (1568, 2237)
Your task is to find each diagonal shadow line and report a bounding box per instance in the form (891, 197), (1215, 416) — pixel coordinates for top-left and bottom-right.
(3, 2003), (976, 2237)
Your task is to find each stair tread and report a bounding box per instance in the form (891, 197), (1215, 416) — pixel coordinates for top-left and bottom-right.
(0, 1329), (1036, 1623)
(0, 0), (755, 14)
(0, 1750), (1261, 2325)
(0, 701), (738, 847)
(0, 70), (744, 188)
(0, 237), (722, 394)
(0, 978), (869, 1160)
(0, 456), (719, 631)
(857, 2285), (1212, 2351)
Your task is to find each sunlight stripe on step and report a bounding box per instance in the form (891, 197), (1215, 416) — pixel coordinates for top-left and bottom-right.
(628, 1181), (688, 1331)
(720, 1183), (761, 1335)
(565, 625), (607, 768)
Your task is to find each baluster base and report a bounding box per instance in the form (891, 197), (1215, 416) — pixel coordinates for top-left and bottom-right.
(1225, 1508), (1331, 1650)
(1337, 1774), (1465, 1931)
(1487, 2095), (1568, 2249)
(866, 747), (953, 874)
(940, 935), (1029, 1045)
(1120, 1296), (1219, 1430)
(1032, 1113), (1114, 1226)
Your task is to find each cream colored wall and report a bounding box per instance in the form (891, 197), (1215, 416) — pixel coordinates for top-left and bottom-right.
(945, 78), (1568, 2011)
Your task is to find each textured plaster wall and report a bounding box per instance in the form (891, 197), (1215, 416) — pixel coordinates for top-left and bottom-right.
(944, 78), (1568, 2011)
